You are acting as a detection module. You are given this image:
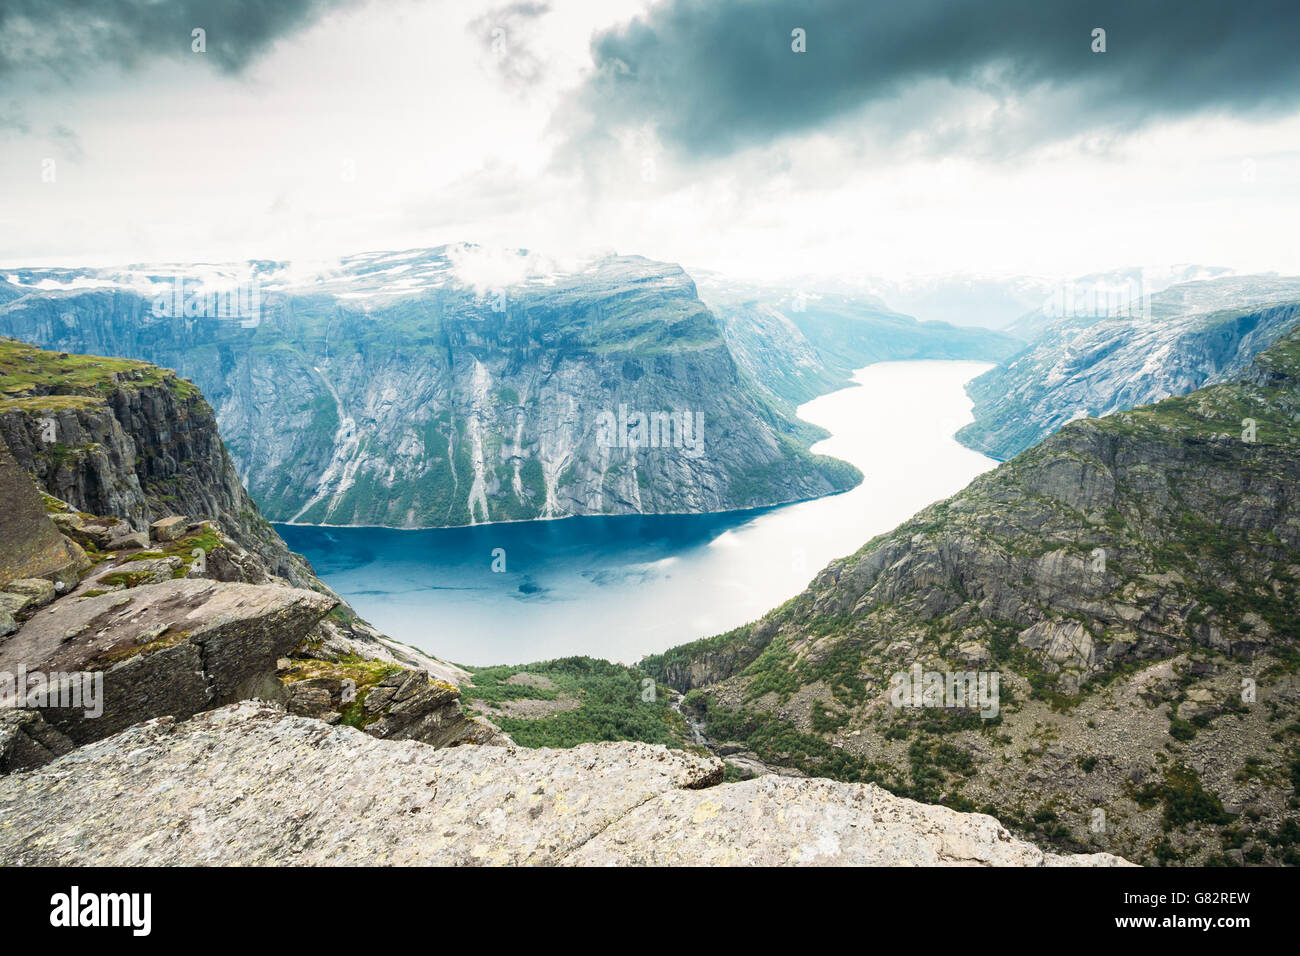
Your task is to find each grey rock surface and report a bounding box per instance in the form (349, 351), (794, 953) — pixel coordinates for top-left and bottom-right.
(282, 663), (511, 749)
(0, 432), (87, 589)
(0, 710), (74, 773)
(0, 579), (335, 745)
(568, 774), (1128, 867)
(0, 702), (1130, 867)
(149, 515), (187, 542)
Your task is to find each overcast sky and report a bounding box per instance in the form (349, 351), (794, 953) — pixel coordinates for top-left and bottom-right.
(2, 0), (1299, 283)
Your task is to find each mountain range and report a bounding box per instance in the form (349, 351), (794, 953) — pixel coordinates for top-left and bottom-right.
(0, 248), (1014, 529)
(2, 253), (1298, 867)
(958, 275), (1300, 460)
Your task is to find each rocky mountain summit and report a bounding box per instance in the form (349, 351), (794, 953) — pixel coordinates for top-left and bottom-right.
(645, 324), (1300, 866)
(959, 275), (1300, 460)
(0, 700), (1128, 866)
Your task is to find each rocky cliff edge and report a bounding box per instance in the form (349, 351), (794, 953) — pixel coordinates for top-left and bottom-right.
(0, 700), (1131, 866)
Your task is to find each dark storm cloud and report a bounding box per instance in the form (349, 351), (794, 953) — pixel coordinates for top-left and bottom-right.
(0, 0), (357, 78)
(577, 0), (1300, 158)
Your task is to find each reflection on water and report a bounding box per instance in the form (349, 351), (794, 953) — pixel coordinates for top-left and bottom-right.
(276, 360), (996, 666)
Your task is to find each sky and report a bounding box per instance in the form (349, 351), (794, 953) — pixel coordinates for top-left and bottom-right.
(2, 0), (1299, 286)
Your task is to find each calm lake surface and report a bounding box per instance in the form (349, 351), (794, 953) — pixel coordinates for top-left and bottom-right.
(276, 360), (996, 666)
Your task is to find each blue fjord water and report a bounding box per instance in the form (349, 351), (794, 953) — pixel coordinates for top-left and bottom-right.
(276, 360), (996, 667)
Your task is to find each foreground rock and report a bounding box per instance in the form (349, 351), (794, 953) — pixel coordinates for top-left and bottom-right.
(0, 341), (486, 736)
(0, 701), (1129, 866)
(0, 579), (334, 745)
(280, 659), (510, 748)
(0, 710), (73, 773)
(0, 477), (497, 765)
(566, 775), (1125, 867)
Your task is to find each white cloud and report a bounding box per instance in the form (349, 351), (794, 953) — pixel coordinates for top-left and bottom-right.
(1, 0), (1298, 287)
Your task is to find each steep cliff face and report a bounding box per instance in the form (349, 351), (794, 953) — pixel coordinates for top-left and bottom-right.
(643, 326), (1300, 865)
(0, 340), (507, 761)
(0, 250), (866, 527)
(959, 275), (1300, 460)
(0, 700), (1129, 866)
(0, 338), (311, 585)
